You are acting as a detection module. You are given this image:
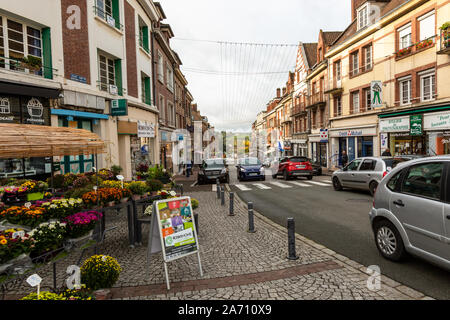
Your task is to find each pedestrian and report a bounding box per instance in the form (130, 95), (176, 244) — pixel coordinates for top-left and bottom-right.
(382, 148), (392, 156)
(341, 150), (348, 168)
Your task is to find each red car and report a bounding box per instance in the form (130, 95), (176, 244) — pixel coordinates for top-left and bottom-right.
(272, 156), (314, 180)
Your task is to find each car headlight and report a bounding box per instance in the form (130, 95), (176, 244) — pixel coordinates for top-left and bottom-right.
(260, 167), (265, 173)
(240, 168), (246, 172)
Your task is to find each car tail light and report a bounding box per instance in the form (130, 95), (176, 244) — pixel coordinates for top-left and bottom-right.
(382, 171), (388, 178)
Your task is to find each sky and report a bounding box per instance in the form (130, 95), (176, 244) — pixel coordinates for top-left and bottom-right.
(160, 0), (352, 132)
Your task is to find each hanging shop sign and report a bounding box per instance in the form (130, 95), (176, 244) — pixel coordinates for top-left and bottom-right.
(25, 98), (45, 124)
(147, 197), (203, 290)
(137, 121), (155, 138)
(370, 81), (383, 109)
(379, 116), (410, 132)
(424, 112), (450, 130)
(111, 99), (128, 116)
(320, 129), (329, 143)
(410, 115), (423, 136)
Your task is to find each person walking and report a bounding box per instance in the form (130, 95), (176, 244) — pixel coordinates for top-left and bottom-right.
(382, 148), (392, 156)
(341, 150), (349, 167)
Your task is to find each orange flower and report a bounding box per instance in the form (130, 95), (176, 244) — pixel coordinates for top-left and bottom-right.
(0, 239), (7, 245)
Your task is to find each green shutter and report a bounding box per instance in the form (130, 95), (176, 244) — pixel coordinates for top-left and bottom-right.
(114, 59), (123, 96)
(144, 77), (151, 105)
(112, 0), (120, 30)
(143, 26), (149, 53)
(42, 28), (53, 79)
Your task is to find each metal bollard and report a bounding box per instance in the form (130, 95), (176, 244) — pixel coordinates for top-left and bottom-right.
(248, 202), (256, 233)
(229, 192), (235, 216)
(216, 179), (220, 199)
(221, 187), (225, 206)
(287, 218), (299, 260)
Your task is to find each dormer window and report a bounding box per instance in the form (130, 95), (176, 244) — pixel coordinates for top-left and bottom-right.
(357, 3), (369, 30)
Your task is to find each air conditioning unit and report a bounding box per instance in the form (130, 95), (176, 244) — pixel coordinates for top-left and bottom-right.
(109, 84), (118, 95)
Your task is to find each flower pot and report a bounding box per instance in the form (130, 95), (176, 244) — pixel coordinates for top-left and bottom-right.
(64, 230), (94, 251)
(132, 195), (141, 201)
(27, 192), (44, 201)
(93, 289), (111, 300)
(107, 201), (116, 207)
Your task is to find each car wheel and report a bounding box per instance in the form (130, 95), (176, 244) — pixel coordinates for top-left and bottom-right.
(333, 177), (343, 191)
(283, 171), (289, 181)
(261, 176), (266, 181)
(369, 181), (378, 196)
(272, 173), (278, 179)
(374, 220), (406, 262)
(307, 175), (313, 180)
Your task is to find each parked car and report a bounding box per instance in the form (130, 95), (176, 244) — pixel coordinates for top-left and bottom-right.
(236, 157), (265, 181)
(369, 156), (450, 271)
(197, 158), (229, 184)
(272, 156), (313, 180)
(332, 157), (411, 196)
(307, 158), (323, 176)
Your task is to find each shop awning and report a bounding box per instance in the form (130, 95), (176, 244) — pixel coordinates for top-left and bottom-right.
(0, 123), (106, 159)
(0, 80), (61, 99)
(51, 108), (110, 120)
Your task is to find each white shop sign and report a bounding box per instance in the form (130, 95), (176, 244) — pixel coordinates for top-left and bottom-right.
(379, 116), (410, 133)
(424, 111), (450, 131)
(330, 126), (377, 138)
(137, 121), (155, 138)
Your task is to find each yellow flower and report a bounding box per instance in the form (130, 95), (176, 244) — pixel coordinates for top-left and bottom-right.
(0, 239), (7, 245)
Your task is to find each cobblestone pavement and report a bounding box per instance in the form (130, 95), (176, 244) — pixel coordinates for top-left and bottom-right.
(3, 189), (432, 300)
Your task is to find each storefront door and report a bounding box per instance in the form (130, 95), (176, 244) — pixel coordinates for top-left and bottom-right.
(338, 138), (347, 166)
(358, 137), (373, 157)
(348, 137), (356, 162)
(59, 118), (94, 174)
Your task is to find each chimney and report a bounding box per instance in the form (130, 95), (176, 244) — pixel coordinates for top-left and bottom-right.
(276, 88), (281, 98)
(192, 103), (197, 112)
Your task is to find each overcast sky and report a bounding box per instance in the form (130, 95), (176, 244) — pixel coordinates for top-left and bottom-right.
(160, 0), (351, 132)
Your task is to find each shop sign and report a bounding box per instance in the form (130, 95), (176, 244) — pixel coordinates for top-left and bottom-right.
(111, 99), (128, 116)
(424, 112), (450, 130)
(339, 130), (363, 137)
(137, 121), (155, 138)
(380, 116), (410, 132)
(370, 81), (383, 109)
(0, 97), (14, 122)
(25, 98), (45, 124)
(320, 129), (328, 143)
(410, 115), (423, 136)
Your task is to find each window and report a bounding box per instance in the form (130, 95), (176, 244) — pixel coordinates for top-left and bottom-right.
(419, 11), (435, 41)
(166, 65), (174, 91)
(157, 52), (164, 83)
(357, 4), (369, 30)
(7, 19), (25, 65)
(351, 51), (359, 76)
(420, 70), (435, 102)
(159, 95), (165, 121)
(141, 74), (151, 105)
(387, 171), (403, 192)
(401, 162), (443, 200)
(352, 91), (360, 113)
(334, 96), (342, 116)
(167, 102), (175, 126)
(398, 23), (412, 49)
(98, 54), (115, 92)
(364, 88), (371, 111)
(399, 77), (411, 105)
(347, 159), (362, 171)
(359, 159), (376, 171)
(363, 45), (372, 71)
(27, 27), (42, 58)
(334, 60), (341, 83)
(139, 18), (149, 53)
(96, 0), (112, 20)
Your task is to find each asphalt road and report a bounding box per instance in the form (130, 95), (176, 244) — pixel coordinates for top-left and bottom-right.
(225, 168), (450, 300)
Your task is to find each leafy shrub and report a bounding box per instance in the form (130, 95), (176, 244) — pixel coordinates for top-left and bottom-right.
(146, 179), (163, 192)
(110, 165), (123, 176)
(127, 181), (148, 195)
(191, 198), (199, 210)
(81, 255), (122, 291)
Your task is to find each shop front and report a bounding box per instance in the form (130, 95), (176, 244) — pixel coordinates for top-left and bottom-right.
(329, 126), (377, 166)
(291, 136), (308, 157)
(160, 130), (174, 172)
(309, 135), (328, 168)
(424, 110), (450, 155)
(0, 82), (60, 180)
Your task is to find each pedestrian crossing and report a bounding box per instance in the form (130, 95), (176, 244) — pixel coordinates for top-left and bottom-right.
(233, 180), (332, 192)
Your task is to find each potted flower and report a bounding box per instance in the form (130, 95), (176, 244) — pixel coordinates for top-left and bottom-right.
(0, 205), (46, 229)
(128, 182), (148, 201)
(145, 179), (163, 195)
(40, 198), (84, 219)
(21, 292), (66, 300)
(22, 180), (48, 201)
(29, 221), (67, 261)
(80, 255), (122, 292)
(0, 228), (34, 272)
(120, 188), (132, 203)
(62, 211), (102, 240)
(100, 188), (123, 206)
(20, 55), (42, 73)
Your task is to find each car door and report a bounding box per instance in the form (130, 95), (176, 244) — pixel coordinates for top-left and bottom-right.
(443, 162), (450, 254)
(340, 159), (362, 188)
(390, 161), (448, 260)
(354, 158), (377, 190)
(278, 158), (287, 174)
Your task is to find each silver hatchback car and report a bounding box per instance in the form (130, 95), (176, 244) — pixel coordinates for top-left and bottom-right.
(369, 156), (450, 271)
(332, 157), (406, 196)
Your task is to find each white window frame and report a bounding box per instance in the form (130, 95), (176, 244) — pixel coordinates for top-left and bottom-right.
(398, 23), (412, 50)
(335, 61), (341, 82)
(98, 53), (116, 92)
(351, 52), (359, 76)
(352, 92), (360, 113)
(167, 101), (175, 126)
(96, 0), (113, 20)
(364, 44), (372, 70)
(364, 88), (372, 111)
(419, 69), (435, 102)
(399, 76), (412, 106)
(336, 96), (342, 116)
(166, 64), (174, 92)
(357, 3), (369, 30)
(418, 11), (435, 41)
(159, 94), (165, 122)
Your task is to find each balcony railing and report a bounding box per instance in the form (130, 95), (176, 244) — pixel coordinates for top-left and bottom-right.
(438, 27), (450, 54)
(97, 81), (125, 96)
(93, 6), (124, 31)
(292, 103), (306, 116)
(0, 56), (55, 79)
(307, 92), (325, 108)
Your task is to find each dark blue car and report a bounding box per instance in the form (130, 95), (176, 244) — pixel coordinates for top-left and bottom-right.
(236, 158), (265, 181)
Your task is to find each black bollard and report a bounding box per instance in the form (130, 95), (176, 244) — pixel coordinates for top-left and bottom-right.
(287, 218), (299, 260)
(248, 202), (256, 233)
(216, 179), (220, 199)
(221, 187), (225, 206)
(229, 192), (235, 216)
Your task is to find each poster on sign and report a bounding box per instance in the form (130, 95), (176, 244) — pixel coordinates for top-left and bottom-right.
(147, 196), (203, 290)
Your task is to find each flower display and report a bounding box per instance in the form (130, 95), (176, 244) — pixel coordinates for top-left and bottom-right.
(127, 181), (148, 196)
(396, 46), (412, 57)
(82, 188), (123, 206)
(62, 211), (102, 239)
(29, 221), (67, 256)
(81, 255), (122, 291)
(157, 190), (177, 199)
(60, 285), (95, 300)
(21, 291), (67, 300)
(0, 206), (46, 228)
(3, 186), (28, 195)
(40, 198), (84, 219)
(415, 38), (433, 50)
(101, 180), (123, 189)
(0, 228), (34, 264)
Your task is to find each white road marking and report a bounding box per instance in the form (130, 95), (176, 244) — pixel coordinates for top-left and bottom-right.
(269, 181), (292, 189)
(235, 184), (252, 191)
(305, 181), (330, 187)
(253, 183), (272, 190)
(288, 181), (311, 187)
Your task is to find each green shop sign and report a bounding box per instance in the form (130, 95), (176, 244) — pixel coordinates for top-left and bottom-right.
(410, 115), (423, 136)
(111, 99), (128, 116)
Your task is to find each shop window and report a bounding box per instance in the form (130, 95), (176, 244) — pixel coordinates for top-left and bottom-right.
(401, 162), (443, 200)
(399, 77), (411, 105)
(420, 70), (435, 102)
(418, 11), (435, 41)
(398, 23), (412, 50)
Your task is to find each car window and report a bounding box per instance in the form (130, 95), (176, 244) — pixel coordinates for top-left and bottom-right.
(204, 159), (225, 168)
(239, 158), (261, 166)
(383, 158), (408, 170)
(359, 159), (376, 171)
(387, 170), (403, 192)
(401, 162), (443, 200)
(347, 160), (362, 171)
(289, 157), (308, 163)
